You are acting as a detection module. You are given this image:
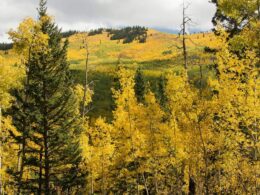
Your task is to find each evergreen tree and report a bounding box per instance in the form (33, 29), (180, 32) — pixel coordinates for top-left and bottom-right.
(8, 16), (49, 194)
(134, 67), (145, 103)
(9, 0), (84, 193)
(157, 75), (167, 109)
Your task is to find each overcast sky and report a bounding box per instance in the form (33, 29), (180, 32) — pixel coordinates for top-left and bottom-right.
(0, 0), (216, 42)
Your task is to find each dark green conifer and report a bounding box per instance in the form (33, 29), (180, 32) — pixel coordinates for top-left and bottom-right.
(157, 75), (167, 109)
(10, 0), (84, 194)
(134, 67), (145, 103)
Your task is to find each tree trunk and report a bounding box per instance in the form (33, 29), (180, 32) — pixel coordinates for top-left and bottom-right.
(44, 127), (49, 194)
(0, 107), (3, 195)
(142, 173), (149, 195)
(188, 177), (196, 195)
(38, 147), (43, 195)
(257, 0), (260, 20)
(183, 3), (188, 70)
(17, 47), (32, 195)
(101, 149), (105, 195)
(199, 64), (203, 97)
(81, 38), (89, 118)
(198, 123), (209, 194)
(91, 173), (94, 195)
(17, 138), (26, 195)
(43, 78), (50, 195)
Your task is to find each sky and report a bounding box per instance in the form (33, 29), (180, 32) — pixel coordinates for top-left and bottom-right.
(0, 0), (216, 42)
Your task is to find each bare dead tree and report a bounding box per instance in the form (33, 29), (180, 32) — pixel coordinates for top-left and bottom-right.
(81, 34), (90, 119)
(179, 1), (192, 70)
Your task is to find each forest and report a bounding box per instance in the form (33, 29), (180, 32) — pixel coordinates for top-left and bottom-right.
(0, 0), (259, 194)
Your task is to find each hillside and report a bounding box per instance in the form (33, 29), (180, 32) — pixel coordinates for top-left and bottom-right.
(1, 29), (217, 120)
(67, 29), (217, 120)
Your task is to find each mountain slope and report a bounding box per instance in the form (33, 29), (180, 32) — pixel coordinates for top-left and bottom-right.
(1, 29), (217, 120)
(66, 29), (217, 120)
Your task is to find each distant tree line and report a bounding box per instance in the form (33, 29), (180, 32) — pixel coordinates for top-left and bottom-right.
(0, 43), (13, 51)
(87, 26), (148, 44)
(88, 28), (104, 36)
(61, 30), (78, 38)
(108, 26), (148, 43)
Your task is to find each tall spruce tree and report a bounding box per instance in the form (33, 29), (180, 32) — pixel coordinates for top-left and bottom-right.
(134, 67), (145, 103)
(157, 75), (167, 109)
(9, 0), (84, 194)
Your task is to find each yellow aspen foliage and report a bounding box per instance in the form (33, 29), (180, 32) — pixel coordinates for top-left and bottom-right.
(141, 90), (175, 193)
(166, 69), (195, 158)
(217, 0), (258, 21)
(82, 118), (114, 194)
(0, 116), (19, 194)
(111, 67), (146, 193)
(0, 55), (21, 193)
(8, 17), (49, 58)
(209, 30), (260, 193)
(165, 69), (197, 193)
(0, 55), (21, 109)
(74, 84), (93, 108)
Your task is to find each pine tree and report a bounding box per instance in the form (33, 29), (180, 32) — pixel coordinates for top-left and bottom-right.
(134, 67), (145, 103)
(8, 16), (49, 194)
(157, 74), (167, 109)
(9, 0), (84, 193)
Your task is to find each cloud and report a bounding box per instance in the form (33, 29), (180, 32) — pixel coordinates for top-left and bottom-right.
(0, 0), (216, 42)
